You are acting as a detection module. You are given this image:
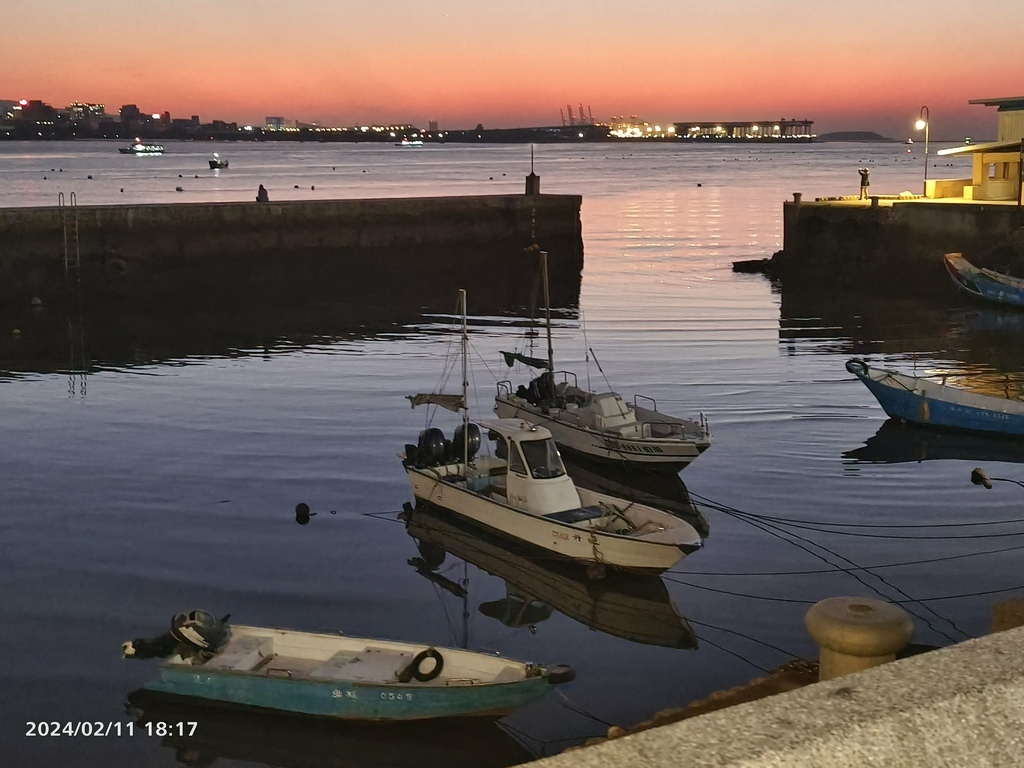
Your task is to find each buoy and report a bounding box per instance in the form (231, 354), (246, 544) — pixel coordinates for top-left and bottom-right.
(30, 296), (42, 307)
(805, 597), (913, 681)
(87, 175), (92, 179)
(175, 186), (183, 192)
(295, 503), (316, 525)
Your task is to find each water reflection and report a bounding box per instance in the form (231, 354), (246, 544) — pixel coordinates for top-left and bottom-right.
(0, 281), (582, 377)
(126, 688), (531, 768)
(844, 418), (1024, 466)
(404, 504), (697, 650)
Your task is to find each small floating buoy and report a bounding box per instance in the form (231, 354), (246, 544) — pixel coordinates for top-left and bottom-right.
(194, 174), (199, 179)
(51, 168), (55, 172)
(87, 175), (92, 179)
(294, 184), (299, 189)
(43, 176), (47, 180)
(697, 183), (702, 187)
(295, 503), (316, 525)
(178, 174), (183, 178)
(332, 166), (336, 170)
(120, 188), (124, 193)
(30, 296), (42, 307)
(489, 177), (493, 180)
(311, 185), (315, 190)
(175, 186), (183, 192)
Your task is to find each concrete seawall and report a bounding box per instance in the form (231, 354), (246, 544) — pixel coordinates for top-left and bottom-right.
(0, 194), (583, 311)
(771, 200), (1024, 294)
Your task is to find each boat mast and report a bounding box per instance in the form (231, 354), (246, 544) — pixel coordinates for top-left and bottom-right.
(541, 251), (554, 386)
(460, 288), (469, 468)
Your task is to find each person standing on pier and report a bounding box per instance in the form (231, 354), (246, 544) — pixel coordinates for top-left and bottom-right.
(858, 168), (870, 200)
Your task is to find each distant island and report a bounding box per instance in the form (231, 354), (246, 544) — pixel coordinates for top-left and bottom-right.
(816, 131), (894, 142)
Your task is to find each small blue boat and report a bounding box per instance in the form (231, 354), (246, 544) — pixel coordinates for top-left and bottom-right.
(124, 611), (572, 721)
(944, 253), (1024, 307)
(846, 358), (1024, 437)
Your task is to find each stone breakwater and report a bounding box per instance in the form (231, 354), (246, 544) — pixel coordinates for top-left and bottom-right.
(0, 194), (584, 311)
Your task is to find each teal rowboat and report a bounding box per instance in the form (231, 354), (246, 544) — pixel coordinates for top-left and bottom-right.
(128, 622), (572, 721)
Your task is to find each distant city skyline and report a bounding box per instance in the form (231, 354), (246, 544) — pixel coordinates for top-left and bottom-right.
(4, 0), (1022, 141)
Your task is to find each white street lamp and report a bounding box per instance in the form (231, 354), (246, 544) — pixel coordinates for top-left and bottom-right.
(915, 106), (930, 196)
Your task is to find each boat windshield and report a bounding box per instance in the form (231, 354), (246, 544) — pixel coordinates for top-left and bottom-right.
(518, 438), (566, 479)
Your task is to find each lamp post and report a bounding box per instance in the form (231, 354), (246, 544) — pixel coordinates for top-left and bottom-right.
(915, 106), (930, 197)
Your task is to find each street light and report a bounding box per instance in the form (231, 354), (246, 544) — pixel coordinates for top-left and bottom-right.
(915, 106), (930, 197)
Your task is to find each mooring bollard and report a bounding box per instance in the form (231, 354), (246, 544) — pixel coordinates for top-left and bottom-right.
(525, 171), (541, 195)
(870, 195), (880, 208)
(805, 597), (913, 681)
(792, 192), (802, 204)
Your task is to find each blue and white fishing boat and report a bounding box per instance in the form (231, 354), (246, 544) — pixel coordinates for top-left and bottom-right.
(944, 253), (1024, 307)
(124, 611), (572, 721)
(846, 358), (1024, 437)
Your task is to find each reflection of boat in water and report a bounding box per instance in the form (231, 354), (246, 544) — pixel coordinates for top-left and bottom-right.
(404, 503), (697, 650)
(208, 153), (229, 169)
(846, 358), (1024, 437)
(119, 137), (165, 154)
(126, 688), (532, 768)
(560, 454), (710, 537)
(843, 418), (1024, 465)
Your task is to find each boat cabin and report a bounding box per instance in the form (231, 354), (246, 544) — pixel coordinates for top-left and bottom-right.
(474, 419), (581, 515)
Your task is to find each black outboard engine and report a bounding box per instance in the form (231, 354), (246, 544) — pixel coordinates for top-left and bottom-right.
(452, 423), (481, 462)
(171, 609), (228, 652)
(416, 428), (446, 467)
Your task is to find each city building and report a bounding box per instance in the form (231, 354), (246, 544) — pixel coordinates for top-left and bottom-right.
(933, 97), (1024, 202)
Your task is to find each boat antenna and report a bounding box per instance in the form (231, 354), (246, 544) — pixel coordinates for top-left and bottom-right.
(541, 251), (555, 389)
(460, 288), (469, 469)
(581, 308), (592, 391)
(589, 346), (614, 392)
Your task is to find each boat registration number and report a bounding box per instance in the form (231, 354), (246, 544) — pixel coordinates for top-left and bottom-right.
(606, 440), (663, 454)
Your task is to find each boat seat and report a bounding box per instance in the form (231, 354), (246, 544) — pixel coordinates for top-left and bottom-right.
(544, 506), (605, 524)
(204, 636), (274, 671)
(309, 650), (362, 680)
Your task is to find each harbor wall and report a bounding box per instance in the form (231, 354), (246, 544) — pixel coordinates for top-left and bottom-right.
(536, 624), (1024, 768)
(772, 200), (1024, 294)
(0, 194), (584, 311)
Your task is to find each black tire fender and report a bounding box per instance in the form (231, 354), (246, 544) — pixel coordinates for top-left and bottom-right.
(398, 648), (444, 683)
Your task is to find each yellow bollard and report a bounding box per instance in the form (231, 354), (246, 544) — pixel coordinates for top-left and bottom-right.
(805, 597), (913, 681)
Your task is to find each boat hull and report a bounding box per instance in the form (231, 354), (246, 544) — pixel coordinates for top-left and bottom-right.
(406, 467), (694, 572)
(494, 398), (709, 472)
(847, 359), (1024, 437)
(944, 253), (1024, 307)
(144, 663), (551, 721)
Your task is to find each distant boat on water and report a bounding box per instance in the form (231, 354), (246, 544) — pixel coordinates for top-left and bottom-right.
(119, 138), (164, 155)
(397, 138), (424, 147)
(209, 153), (229, 169)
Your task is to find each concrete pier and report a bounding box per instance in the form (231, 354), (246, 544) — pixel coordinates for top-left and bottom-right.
(0, 194), (583, 310)
(764, 198), (1024, 295)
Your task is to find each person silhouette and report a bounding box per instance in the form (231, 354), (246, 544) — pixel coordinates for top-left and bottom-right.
(256, 184), (269, 203)
(858, 168), (870, 200)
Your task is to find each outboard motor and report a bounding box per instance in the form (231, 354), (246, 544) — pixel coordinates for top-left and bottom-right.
(452, 422), (481, 462)
(171, 609), (229, 652)
(417, 428), (446, 467)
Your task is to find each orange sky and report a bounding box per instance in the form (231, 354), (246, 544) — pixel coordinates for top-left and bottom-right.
(4, 0), (1022, 138)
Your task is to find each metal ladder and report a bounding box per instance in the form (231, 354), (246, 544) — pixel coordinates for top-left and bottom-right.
(57, 191), (81, 278)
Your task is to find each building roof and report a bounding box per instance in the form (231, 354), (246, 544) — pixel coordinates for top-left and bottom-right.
(937, 139), (1022, 156)
(968, 97), (1024, 110)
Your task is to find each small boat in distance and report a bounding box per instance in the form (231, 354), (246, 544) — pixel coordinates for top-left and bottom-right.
(119, 137), (164, 154)
(944, 253), (1024, 307)
(123, 610), (572, 721)
(209, 153), (229, 169)
(397, 138), (424, 147)
(846, 358), (1024, 437)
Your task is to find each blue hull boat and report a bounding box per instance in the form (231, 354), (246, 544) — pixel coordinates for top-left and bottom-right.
(125, 615), (571, 721)
(846, 358), (1024, 437)
(944, 253), (1024, 307)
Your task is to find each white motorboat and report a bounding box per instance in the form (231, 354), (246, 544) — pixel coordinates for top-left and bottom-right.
(402, 290), (703, 573)
(494, 252), (711, 472)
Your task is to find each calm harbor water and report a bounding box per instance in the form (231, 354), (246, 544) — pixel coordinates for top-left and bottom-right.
(2, 139), (1021, 767)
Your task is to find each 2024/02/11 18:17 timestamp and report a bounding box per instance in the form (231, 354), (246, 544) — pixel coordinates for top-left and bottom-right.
(25, 721), (198, 737)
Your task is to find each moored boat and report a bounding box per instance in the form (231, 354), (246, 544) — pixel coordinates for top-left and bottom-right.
(123, 610), (571, 721)
(209, 152), (229, 169)
(119, 137), (165, 154)
(403, 290), (703, 573)
(846, 358), (1024, 437)
(494, 252), (711, 472)
(943, 252), (1024, 307)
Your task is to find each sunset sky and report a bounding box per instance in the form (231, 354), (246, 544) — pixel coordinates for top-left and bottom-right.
(4, 0), (1022, 139)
